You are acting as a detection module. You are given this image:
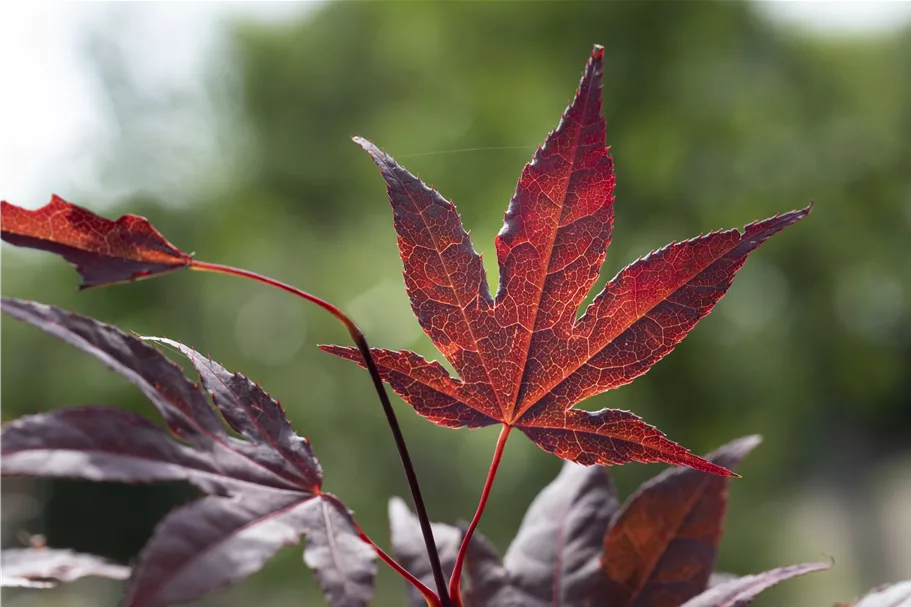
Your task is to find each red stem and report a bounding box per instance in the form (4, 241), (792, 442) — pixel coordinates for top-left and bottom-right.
(190, 260), (451, 607)
(190, 260), (357, 332)
(448, 425), (512, 606)
(354, 525), (441, 607)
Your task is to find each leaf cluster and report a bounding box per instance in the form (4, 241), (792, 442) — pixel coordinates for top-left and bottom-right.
(1, 44), (906, 607)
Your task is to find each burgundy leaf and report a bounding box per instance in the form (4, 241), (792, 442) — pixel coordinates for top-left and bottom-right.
(680, 562), (828, 607)
(598, 435), (761, 607)
(142, 337), (322, 489)
(388, 498), (515, 607)
(1, 547), (129, 588)
(504, 461), (618, 606)
(324, 45), (809, 475)
(0, 299), (376, 607)
(125, 493), (374, 607)
(0, 195), (191, 288)
(850, 581), (911, 607)
(1, 298), (223, 443)
(463, 532), (517, 607)
(1, 407), (226, 490)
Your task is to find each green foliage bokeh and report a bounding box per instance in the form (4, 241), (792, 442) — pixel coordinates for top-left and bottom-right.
(2, 2), (909, 606)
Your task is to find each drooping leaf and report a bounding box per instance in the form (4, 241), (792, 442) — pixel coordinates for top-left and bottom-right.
(504, 461), (618, 606)
(389, 497), (463, 607)
(0, 195), (192, 288)
(322, 45), (809, 475)
(597, 435), (762, 607)
(848, 580), (911, 607)
(0, 298), (376, 607)
(679, 562), (829, 607)
(0, 547), (130, 588)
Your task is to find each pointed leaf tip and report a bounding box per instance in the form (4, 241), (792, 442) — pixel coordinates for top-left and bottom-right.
(4, 301), (373, 606)
(598, 435), (759, 605)
(1, 548), (130, 588)
(680, 562), (829, 607)
(331, 47), (807, 481)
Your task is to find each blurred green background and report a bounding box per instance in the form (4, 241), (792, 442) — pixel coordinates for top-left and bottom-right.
(2, 2), (910, 606)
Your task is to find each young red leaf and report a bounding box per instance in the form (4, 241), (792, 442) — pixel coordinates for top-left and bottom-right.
(0, 298), (376, 607)
(503, 461), (619, 606)
(322, 45), (809, 475)
(1, 547), (130, 589)
(598, 435), (762, 607)
(848, 581), (911, 607)
(0, 195), (192, 288)
(678, 562), (829, 607)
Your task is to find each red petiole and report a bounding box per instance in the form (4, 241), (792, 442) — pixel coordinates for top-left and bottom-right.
(448, 425), (512, 606)
(353, 523), (441, 607)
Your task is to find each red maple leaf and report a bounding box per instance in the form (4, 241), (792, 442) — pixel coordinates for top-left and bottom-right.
(322, 45), (810, 476)
(0, 195), (192, 288)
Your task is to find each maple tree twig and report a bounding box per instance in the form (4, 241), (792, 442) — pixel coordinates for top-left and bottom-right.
(189, 260), (451, 607)
(448, 424), (512, 606)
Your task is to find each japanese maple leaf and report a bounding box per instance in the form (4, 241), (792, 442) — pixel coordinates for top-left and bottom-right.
(0, 195), (192, 288)
(839, 581), (911, 607)
(321, 45), (810, 475)
(0, 298), (376, 607)
(389, 436), (827, 607)
(0, 547), (130, 589)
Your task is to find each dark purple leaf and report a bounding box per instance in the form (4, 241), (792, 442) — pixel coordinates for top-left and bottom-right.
(851, 581), (911, 607)
(463, 531), (518, 607)
(142, 337), (322, 489)
(0, 298), (376, 607)
(1, 298), (223, 442)
(1, 407), (224, 489)
(126, 493), (374, 607)
(504, 461), (618, 606)
(598, 435), (761, 607)
(389, 497), (462, 607)
(679, 562), (829, 607)
(1, 547), (129, 588)
(388, 498), (516, 607)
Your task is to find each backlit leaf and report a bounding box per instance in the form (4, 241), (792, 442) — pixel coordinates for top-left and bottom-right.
(598, 436), (762, 607)
(0, 195), (191, 288)
(322, 45), (809, 475)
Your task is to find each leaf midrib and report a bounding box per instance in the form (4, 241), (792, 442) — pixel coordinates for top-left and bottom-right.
(385, 158), (506, 420)
(506, 72), (597, 424)
(615, 474), (713, 605)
